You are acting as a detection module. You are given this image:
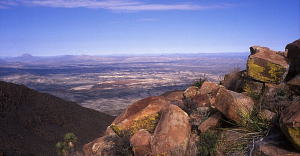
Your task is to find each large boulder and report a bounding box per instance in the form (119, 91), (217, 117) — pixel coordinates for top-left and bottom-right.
(130, 129), (152, 156)
(280, 100), (300, 151)
(108, 96), (170, 136)
(192, 82), (222, 107)
(247, 46), (289, 83)
(286, 39), (300, 81)
(151, 105), (191, 156)
(215, 87), (254, 123)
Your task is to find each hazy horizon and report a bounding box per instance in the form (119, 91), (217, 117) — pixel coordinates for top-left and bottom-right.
(0, 51), (250, 58)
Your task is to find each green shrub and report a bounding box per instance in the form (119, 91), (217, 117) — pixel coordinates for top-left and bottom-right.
(197, 131), (219, 156)
(194, 74), (207, 88)
(55, 133), (78, 156)
(64, 133), (78, 144)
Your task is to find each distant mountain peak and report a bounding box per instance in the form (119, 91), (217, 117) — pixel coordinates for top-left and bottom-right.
(20, 53), (33, 58)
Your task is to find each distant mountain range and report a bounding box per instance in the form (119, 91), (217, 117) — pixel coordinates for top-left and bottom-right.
(0, 52), (248, 65)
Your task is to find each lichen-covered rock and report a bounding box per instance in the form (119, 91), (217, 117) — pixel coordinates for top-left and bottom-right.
(108, 96), (169, 136)
(198, 112), (222, 133)
(83, 135), (116, 156)
(151, 105), (191, 156)
(280, 100), (300, 151)
(286, 39), (300, 81)
(243, 78), (264, 97)
(183, 86), (199, 99)
(215, 87), (254, 123)
(247, 46), (289, 83)
(130, 129), (152, 156)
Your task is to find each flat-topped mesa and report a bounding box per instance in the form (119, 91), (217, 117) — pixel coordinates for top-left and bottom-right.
(247, 46), (289, 83)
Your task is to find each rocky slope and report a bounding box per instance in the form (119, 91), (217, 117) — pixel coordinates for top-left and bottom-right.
(84, 39), (300, 156)
(0, 81), (114, 156)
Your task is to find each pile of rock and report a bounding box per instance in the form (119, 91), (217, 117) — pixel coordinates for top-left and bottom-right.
(83, 39), (300, 156)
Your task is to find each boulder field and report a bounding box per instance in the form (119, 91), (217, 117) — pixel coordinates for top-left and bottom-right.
(83, 39), (300, 156)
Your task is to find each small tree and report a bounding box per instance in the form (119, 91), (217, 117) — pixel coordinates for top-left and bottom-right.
(194, 74), (207, 88)
(56, 133), (78, 156)
(64, 133), (78, 149)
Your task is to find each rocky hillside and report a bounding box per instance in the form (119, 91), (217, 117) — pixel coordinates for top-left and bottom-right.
(84, 39), (300, 156)
(0, 81), (114, 156)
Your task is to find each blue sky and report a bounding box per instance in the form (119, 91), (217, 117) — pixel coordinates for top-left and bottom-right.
(0, 0), (299, 56)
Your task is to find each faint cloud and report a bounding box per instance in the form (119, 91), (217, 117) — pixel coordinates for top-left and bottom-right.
(0, 1), (18, 8)
(0, 0), (234, 11)
(138, 18), (158, 22)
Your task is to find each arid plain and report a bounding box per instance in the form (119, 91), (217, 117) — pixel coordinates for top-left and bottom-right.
(0, 53), (247, 116)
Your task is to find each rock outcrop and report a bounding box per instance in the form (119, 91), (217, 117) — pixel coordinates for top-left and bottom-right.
(83, 39), (300, 156)
(84, 96), (192, 156)
(247, 46), (289, 83)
